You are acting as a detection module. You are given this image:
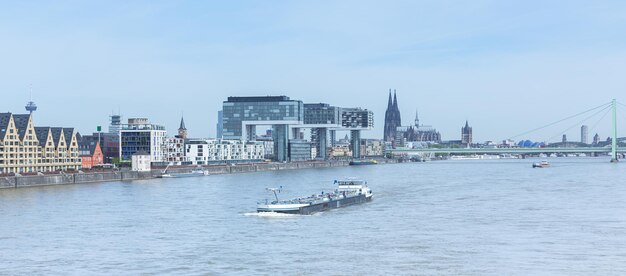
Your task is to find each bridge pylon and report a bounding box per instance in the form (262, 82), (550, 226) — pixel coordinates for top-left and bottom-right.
(611, 99), (618, 163)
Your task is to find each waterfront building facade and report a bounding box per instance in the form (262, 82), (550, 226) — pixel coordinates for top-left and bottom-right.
(222, 96), (304, 162)
(120, 118), (167, 162)
(79, 140), (104, 169)
(360, 139), (384, 157)
(383, 90), (402, 144)
(256, 134), (274, 159)
(78, 132), (118, 164)
(288, 139), (313, 161)
(164, 137), (188, 164)
(0, 113), (80, 174)
(131, 151), (151, 171)
(185, 139), (264, 165)
(461, 120), (473, 146)
(329, 145), (352, 158)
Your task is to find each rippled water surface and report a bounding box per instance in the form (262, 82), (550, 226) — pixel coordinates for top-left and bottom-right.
(2, 158), (626, 275)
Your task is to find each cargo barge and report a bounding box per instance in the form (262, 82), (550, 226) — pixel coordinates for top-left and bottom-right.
(257, 179), (373, 215)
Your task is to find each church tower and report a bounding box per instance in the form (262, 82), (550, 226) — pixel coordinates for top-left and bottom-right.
(177, 116), (188, 139)
(461, 120), (472, 146)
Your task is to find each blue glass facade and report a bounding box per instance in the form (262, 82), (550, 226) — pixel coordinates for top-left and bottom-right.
(222, 96), (303, 140)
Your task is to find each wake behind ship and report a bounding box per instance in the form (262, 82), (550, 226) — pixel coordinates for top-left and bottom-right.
(257, 179), (373, 215)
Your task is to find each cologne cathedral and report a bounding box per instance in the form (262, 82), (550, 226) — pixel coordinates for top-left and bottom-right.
(383, 89), (402, 143)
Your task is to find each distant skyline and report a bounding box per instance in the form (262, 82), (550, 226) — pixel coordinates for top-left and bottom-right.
(2, 1), (626, 142)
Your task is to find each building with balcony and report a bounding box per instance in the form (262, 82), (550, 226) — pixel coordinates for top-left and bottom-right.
(119, 118), (167, 162)
(184, 139), (264, 165)
(164, 137), (188, 164)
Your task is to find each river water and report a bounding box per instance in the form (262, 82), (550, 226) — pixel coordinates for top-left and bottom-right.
(1, 158), (626, 275)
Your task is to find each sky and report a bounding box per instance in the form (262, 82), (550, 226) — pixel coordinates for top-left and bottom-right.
(2, 1), (626, 143)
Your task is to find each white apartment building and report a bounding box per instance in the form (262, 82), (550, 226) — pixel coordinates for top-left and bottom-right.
(185, 139), (264, 165)
(164, 137), (188, 164)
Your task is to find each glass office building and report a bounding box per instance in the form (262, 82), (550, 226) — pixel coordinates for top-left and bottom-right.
(222, 96), (304, 162)
(340, 108), (374, 159)
(119, 118), (167, 162)
(303, 103), (340, 125)
(222, 96), (304, 139)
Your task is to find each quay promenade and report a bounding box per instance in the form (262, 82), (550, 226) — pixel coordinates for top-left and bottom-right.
(0, 159), (397, 189)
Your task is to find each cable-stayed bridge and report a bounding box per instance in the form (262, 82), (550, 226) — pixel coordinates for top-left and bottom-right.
(387, 99), (625, 162)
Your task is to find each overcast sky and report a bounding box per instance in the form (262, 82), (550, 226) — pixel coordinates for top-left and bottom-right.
(2, 1), (626, 142)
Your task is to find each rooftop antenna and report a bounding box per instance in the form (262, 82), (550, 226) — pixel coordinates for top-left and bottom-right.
(25, 84), (37, 114)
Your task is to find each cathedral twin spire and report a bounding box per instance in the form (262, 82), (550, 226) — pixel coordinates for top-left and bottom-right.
(383, 89), (402, 142)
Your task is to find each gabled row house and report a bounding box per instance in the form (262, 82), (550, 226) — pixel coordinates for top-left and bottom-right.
(0, 113), (81, 175)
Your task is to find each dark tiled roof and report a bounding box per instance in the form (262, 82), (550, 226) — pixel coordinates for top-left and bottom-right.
(50, 127), (64, 147)
(34, 127), (51, 147)
(86, 141), (100, 155)
(0, 113), (11, 140)
(63, 128), (75, 148)
(77, 134), (99, 155)
(12, 114), (31, 141)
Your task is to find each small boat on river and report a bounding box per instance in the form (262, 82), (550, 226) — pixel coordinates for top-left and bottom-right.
(349, 160), (378, 165)
(532, 160), (550, 168)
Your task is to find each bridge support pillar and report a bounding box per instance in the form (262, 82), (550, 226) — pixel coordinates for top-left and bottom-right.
(611, 99), (618, 162)
(351, 130), (361, 159)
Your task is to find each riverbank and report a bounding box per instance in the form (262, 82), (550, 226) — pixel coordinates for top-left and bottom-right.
(0, 159), (398, 189)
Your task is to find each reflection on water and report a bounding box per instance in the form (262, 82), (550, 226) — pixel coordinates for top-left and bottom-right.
(1, 158), (625, 275)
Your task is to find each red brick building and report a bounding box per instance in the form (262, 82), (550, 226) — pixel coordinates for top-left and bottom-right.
(80, 141), (104, 169)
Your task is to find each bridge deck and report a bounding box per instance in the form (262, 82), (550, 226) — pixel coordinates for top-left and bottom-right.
(388, 147), (624, 154)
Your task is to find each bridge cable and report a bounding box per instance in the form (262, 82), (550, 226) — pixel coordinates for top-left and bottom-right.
(508, 101), (612, 140)
(588, 105), (612, 135)
(545, 104), (612, 143)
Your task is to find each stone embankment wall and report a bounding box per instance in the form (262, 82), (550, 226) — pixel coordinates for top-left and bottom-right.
(1, 159), (396, 189)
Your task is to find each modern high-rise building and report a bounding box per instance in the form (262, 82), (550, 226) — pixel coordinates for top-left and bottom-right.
(341, 107), (374, 159)
(222, 96), (303, 162)
(383, 89), (402, 143)
(109, 114), (121, 134)
(581, 125), (588, 144)
(119, 118), (167, 162)
(304, 103), (341, 160)
(461, 120), (473, 146)
(216, 110), (223, 139)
